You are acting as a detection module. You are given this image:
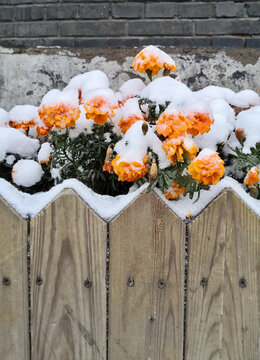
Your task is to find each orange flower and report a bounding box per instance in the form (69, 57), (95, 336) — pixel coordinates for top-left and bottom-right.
(162, 135), (198, 165)
(118, 115), (144, 134)
(36, 126), (51, 137)
(132, 46), (177, 76)
(84, 96), (116, 125)
(111, 155), (149, 182)
(103, 161), (113, 174)
(186, 112), (214, 136)
(9, 120), (35, 131)
(156, 111), (189, 138)
(188, 150), (225, 185)
(164, 182), (185, 200)
(244, 167), (259, 186)
(38, 103), (80, 129)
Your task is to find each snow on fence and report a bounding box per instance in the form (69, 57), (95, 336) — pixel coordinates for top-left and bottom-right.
(0, 189), (259, 360)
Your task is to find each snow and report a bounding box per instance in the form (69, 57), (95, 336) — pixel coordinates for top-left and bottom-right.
(0, 127), (40, 162)
(65, 70), (109, 93)
(236, 106), (260, 153)
(0, 108), (9, 127)
(9, 104), (39, 123)
(194, 99), (235, 151)
(133, 45), (177, 70)
(40, 88), (79, 108)
(114, 120), (170, 169)
(69, 105), (94, 139)
(140, 77), (192, 106)
(38, 143), (52, 164)
(120, 98), (144, 120)
(0, 177), (259, 222)
(12, 160), (43, 187)
(118, 78), (146, 102)
(82, 87), (118, 108)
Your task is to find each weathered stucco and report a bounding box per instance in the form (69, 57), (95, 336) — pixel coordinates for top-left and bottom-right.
(0, 47), (259, 111)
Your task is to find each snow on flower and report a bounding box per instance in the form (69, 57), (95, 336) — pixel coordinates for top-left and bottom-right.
(118, 98), (145, 133)
(111, 154), (149, 182)
(164, 182), (185, 200)
(235, 106), (260, 153)
(244, 167), (259, 186)
(83, 88), (118, 125)
(188, 149), (225, 185)
(38, 89), (80, 130)
(0, 108), (9, 127)
(156, 104), (189, 138)
(162, 135), (198, 165)
(132, 45), (177, 76)
(38, 143), (52, 165)
(12, 159), (44, 187)
(117, 78), (146, 104)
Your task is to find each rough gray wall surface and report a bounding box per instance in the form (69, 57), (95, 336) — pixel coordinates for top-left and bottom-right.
(0, 47), (259, 111)
(0, 1), (260, 49)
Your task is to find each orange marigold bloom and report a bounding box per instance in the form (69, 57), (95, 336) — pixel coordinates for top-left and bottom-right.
(132, 45), (177, 76)
(118, 115), (144, 134)
(9, 120), (35, 131)
(156, 111), (189, 138)
(103, 161), (113, 174)
(38, 104), (80, 129)
(84, 97), (116, 125)
(111, 155), (149, 182)
(188, 150), (225, 185)
(36, 126), (51, 137)
(244, 167), (259, 186)
(164, 182), (185, 200)
(162, 135), (198, 165)
(186, 112), (214, 136)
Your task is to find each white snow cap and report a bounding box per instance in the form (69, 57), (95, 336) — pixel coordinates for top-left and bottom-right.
(231, 90), (260, 108)
(0, 108), (9, 127)
(120, 98), (144, 119)
(196, 148), (217, 160)
(140, 76), (192, 106)
(118, 78), (146, 102)
(83, 87), (118, 108)
(236, 106), (260, 153)
(12, 160), (44, 187)
(0, 128), (40, 162)
(114, 120), (170, 169)
(194, 99), (235, 151)
(40, 88), (79, 108)
(38, 143), (52, 164)
(65, 70), (109, 93)
(134, 45), (177, 69)
(9, 105), (39, 123)
(183, 100), (214, 118)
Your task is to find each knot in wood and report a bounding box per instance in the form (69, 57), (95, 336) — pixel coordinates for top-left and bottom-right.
(200, 277), (208, 287)
(3, 277), (10, 286)
(36, 276), (43, 286)
(239, 278), (247, 288)
(158, 279), (166, 289)
(127, 278), (135, 287)
(84, 279), (92, 288)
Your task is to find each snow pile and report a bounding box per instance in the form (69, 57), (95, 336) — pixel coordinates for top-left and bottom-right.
(0, 108), (9, 127)
(140, 77), (192, 106)
(0, 127), (39, 161)
(236, 106), (260, 153)
(12, 160), (43, 187)
(82, 87), (118, 108)
(38, 143), (52, 164)
(65, 70), (109, 93)
(41, 88), (79, 108)
(117, 78), (146, 103)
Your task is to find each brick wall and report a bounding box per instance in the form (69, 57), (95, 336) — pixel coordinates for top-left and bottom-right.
(0, 1), (259, 49)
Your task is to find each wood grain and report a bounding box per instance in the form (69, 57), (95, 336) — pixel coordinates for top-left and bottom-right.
(186, 191), (227, 360)
(186, 189), (260, 360)
(0, 196), (29, 360)
(109, 191), (185, 360)
(30, 189), (107, 360)
(222, 190), (260, 360)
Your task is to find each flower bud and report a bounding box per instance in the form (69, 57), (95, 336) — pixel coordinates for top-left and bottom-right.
(105, 145), (113, 162)
(235, 128), (245, 141)
(163, 68), (171, 76)
(249, 187), (259, 199)
(142, 122), (149, 135)
(149, 158), (158, 182)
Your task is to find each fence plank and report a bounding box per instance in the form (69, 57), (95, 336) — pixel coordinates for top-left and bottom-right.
(222, 190), (260, 360)
(109, 191), (185, 360)
(186, 191), (227, 360)
(186, 189), (260, 360)
(30, 189), (107, 360)
(0, 197), (29, 360)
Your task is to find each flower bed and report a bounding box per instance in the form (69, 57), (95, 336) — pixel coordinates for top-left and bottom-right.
(0, 46), (259, 218)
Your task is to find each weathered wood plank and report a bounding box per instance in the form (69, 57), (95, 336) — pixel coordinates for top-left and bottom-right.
(0, 197), (29, 360)
(30, 189), (107, 360)
(186, 189), (260, 360)
(109, 191), (185, 360)
(222, 190), (260, 360)
(186, 191), (227, 360)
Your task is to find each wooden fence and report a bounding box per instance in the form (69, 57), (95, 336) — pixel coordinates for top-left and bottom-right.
(0, 189), (259, 360)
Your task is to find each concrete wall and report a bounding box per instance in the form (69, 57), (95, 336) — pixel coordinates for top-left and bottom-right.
(0, 1), (260, 49)
(0, 46), (259, 111)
